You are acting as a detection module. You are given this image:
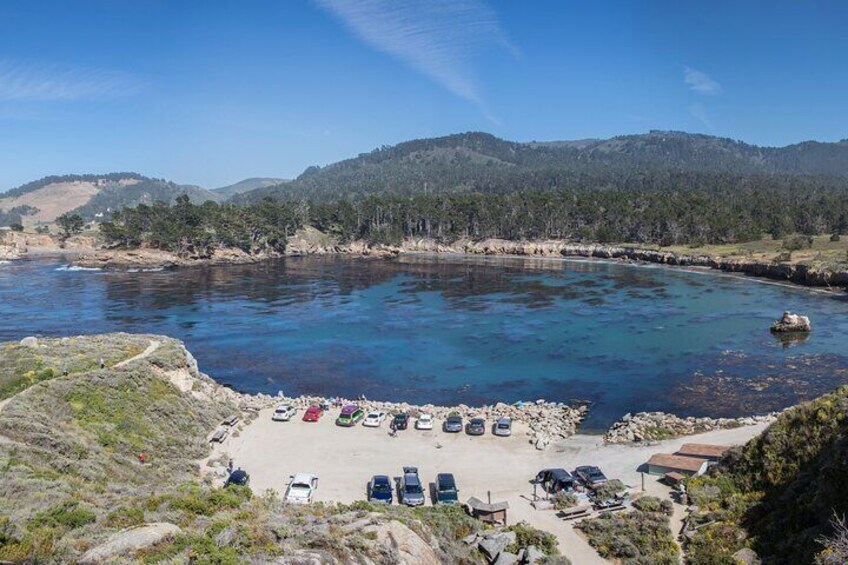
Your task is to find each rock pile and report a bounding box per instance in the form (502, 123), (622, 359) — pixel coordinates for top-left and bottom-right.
(282, 395), (588, 449)
(770, 311), (812, 333)
(604, 411), (776, 444)
(463, 528), (548, 564)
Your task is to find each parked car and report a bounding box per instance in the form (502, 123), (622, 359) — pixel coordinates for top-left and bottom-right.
(534, 468), (576, 494)
(399, 466), (425, 506)
(435, 473), (459, 505)
(271, 404), (297, 422)
(336, 404), (364, 427)
(225, 468), (250, 487)
(466, 417), (486, 436)
(574, 465), (608, 488)
(285, 473), (318, 504)
(415, 413), (434, 430)
(392, 412), (409, 430)
(444, 412), (463, 433)
(302, 405), (324, 422)
(363, 410), (387, 427)
(493, 417), (512, 437)
(368, 475), (393, 504)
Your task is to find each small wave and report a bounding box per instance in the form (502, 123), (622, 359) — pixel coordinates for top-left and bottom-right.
(126, 267), (165, 273)
(55, 265), (102, 272)
(0, 260), (9, 266)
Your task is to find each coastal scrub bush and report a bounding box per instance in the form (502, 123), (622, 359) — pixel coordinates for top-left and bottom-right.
(577, 510), (678, 565)
(817, 513), (848, 565)
(105, 505), (145, 529)
(631, 495), (673, 515)
(505, 522), (558, 555)
(593, 479), (626, 499)
(553, 491), (578, 510)
(783, 235), (813, 251)
(29, 500), (97, 530)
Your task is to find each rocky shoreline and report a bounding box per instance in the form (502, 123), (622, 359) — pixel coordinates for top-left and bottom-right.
(603, 410), (778, 444)
(52, 231), (848, 289)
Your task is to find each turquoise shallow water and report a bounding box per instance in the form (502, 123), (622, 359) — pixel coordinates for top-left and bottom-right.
(2, 254), (848, 430)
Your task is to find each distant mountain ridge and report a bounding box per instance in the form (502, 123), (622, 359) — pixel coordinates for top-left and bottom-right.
(211, 177), (288, 199)
(234, 131), (848, 203)
(0, 173), (221, 226)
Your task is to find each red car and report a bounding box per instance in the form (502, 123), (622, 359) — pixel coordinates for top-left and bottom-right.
(302, 405), (324, 422)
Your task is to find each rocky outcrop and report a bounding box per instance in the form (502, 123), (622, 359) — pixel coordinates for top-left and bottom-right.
(604, 411), (777, 444)
(361, 520), (442, 565)
(770, 311), (812, 333)
(79, 522), (182, 564)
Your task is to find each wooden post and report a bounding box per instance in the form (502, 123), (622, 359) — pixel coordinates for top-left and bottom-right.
(487, 490), (491, 505)
(641, 472), (645, 492)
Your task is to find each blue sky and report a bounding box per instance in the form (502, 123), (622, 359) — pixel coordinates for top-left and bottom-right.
(0, 0), (846, 190)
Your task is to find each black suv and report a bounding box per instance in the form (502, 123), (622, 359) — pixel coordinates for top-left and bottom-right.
(393, 412), (409, 430)
(534, 468), (575, 494)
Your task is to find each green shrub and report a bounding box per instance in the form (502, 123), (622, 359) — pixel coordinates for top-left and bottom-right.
(505, 522), (558, 555)
(552, 491), (578, 510)
(593, 479), (626, 499)
(578, 510), (678, 565)
(105, 505), (145, 529)
(29, 500), (96, 530)
(783, 235), (813, 251)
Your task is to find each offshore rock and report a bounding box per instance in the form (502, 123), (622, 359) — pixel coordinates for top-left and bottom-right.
(770, 311), (812, 333)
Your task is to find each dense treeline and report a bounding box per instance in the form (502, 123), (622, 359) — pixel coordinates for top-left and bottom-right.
(101, 187), (848, 254)
(101, 196), (304, 254)
(235, 132), (848, 204)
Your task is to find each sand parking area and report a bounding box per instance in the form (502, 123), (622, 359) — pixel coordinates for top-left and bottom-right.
(211, 407), (769, 564)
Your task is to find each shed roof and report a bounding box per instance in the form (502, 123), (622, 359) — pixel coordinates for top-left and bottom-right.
(676, 443), (729, 459)
(647, 453), (707, 473)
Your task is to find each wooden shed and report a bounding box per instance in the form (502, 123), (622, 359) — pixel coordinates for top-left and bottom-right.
(466, 497), (509, 525)
(646, 453), (708, 477)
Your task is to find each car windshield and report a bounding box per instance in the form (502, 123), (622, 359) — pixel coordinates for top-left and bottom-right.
(405, 482), (422, 493)
(373, 482), (391, 492)
(438, 477), (456, 491)
(291, 482), (310, 490)
(276, 407), (289, 412)
(497, 422), (509, 428)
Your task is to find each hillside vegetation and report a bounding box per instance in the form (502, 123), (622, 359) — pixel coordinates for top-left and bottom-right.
(0, 334), (557, 564)
(0, 174), (222, 227)
(684, 385), (848, 565)
(234, 131), (848, 203)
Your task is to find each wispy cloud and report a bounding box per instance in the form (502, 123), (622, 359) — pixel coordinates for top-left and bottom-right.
(689, 102), (713, 129)
(683, 66), (722, 95)
(314, 0), (514, 108)
(0, 59), (141, 101)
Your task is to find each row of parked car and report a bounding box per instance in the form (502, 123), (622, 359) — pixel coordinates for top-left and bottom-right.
(368, 467), (459, 506)
(534, 465), (609, 494)
(272, 403), (513, 436)
(226, 466), (456, 508)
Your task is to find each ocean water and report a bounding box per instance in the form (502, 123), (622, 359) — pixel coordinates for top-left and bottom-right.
(2, 254), (848, 430)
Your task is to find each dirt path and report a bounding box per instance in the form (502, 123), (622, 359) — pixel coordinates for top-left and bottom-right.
(114, 340), (161, 369)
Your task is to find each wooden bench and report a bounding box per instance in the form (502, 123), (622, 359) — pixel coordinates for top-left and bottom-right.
(556, 503), (593, 520)
(221, 415), (240, 427)
(210, 428), (229, 443)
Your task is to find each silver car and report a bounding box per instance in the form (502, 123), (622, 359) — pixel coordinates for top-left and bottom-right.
(494, 417), (512, 437)
(399, 466), (425, 506)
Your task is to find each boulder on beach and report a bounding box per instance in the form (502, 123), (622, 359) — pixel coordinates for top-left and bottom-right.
(770, 311), (812, 333)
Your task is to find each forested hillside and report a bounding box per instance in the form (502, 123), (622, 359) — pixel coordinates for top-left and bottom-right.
(233, 132), (848, 203)
(72, 178), (221, 218)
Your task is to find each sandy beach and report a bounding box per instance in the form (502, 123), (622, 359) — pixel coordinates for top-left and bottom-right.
(207, 406), (769, 564)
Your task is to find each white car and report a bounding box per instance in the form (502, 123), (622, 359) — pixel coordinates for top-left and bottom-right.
(272, 404), (297, 422)
(415, 413), (434, 430)
(285, 473), (318, 504)
(494, 417), (512, 437)
(363, 410), (387, 427)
